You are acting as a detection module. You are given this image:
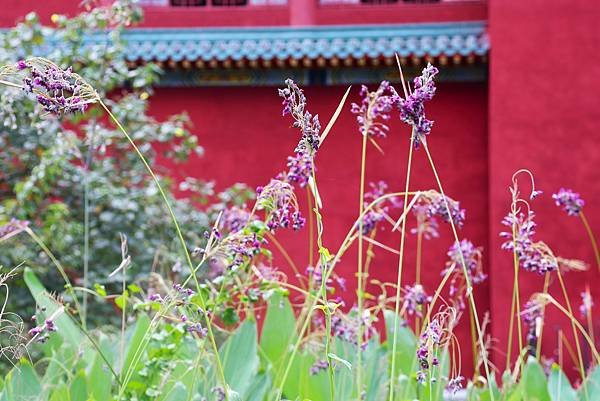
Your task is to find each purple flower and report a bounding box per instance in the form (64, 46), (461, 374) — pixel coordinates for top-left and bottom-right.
(217, 232), (264, 268)
(411, 204), (440, 239)
(521, 299), (544, 344)
(310, 359), (330, 375)
(281, 150), (313, 188)
(187, 323), (208, 337)
(403, 284), (431, 317)
(444, 240), (487, 284)
(416, 318), (443, 380)
(220, 206), (252, 233)
(397, 63), (439, 148)
(580, 290), (593, 317)
(279, 79), (321, 154)
(18, 59), (93, 115)
(447, 376), (464, 394)
(211, 387), (226, 401)
(428, 193), (465, 229)
(257, 179), (305, 232)
(0, 218), (29, 239)
(500, 211), (558, 274)
(351, 81), (399, 138)
(552, 188), (584, 216)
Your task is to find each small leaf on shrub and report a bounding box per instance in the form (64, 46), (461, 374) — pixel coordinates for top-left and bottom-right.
(221, 307), (239, 326)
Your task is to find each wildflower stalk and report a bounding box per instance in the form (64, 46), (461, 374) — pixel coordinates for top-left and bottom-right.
(415, 227), (423, 335)
(535, 272), (551, 359)
(509, 220), (524, 368)
(540, 293), (600, 363)
(555, 269), (588, 400)
(275, 191), (416, 400)
(356, 130), (368, 398)
(580, 211), (600, 272)
(389, 133), (415, 401)
(422, 143), (494, 399)
(82, 130), (94, 330)
(96, 100), (228, 398)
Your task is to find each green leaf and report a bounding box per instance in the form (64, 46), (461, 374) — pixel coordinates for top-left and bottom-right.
(260, 292), (298, 386)
(24, 267), (82, 347)
(88, 335), (113, 401)
(70, 371), (88, 401)
(548, 364), (577, 401)
(579, 364), (600, 401)
(221, 307), (239, 326)
(384, 310), (417, 376)
(220, 319), (259, 399)
(3, 360), (42, 401)
(522, 356), (550, 401)
(49, 384), (71, 401)
(163, 382), (187, 401)
(122, 313), (151, 377)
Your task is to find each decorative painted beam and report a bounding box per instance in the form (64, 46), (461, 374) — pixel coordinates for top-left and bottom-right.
(55, 21), (488, 64)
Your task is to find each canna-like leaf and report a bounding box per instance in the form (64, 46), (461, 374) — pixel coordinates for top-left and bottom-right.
(548, 364), (577, 401)
(220, 318), (259, 399)
(24, 267), (82, 348)
(522, 356), (550, 401)
(578, 364), (600, 401)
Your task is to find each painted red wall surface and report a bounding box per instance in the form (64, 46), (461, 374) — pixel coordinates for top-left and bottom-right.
(489, 0), (600, 376)
(148, 82), (489, 373)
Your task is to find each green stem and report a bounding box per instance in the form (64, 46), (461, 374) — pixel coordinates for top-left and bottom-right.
(580, 211), (600, 273)
(356, 132), (368, 398)
(389, 133), (415, 401)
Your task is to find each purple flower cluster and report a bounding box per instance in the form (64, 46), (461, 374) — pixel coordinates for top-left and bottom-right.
(521, 299), (543, 344)
(411, 204), (440, 239)
(403, 284), (431, 317)
(257, 179), (305, 231)
(428, 193), (465, 229)
(360, 181), (402, 235)
(279, 79), (321, 154)
(310, 359), (330, 375)
(416, 319), (442, 383)
(218, 232), (264, 268)
(447, 376), (464, 394)
(211, 386), (226, 401)
(580, 290), (593, 317)
(0, 218), (29, 239)
(351, 81), (399, 138)
(552, 188), (584, 216)
(187, 322), (208, 337)
(220, 206), (252, 233)
(173, 283), (195, 298)
(397, 63), (439, 148)
(500, 211), (558, 274)
(281, 150), (313, 188)
(28, 318), (57, 343)
(444, 240), (487, 285)
(330, 309), (375, 348)
(18, 59), (91, 115)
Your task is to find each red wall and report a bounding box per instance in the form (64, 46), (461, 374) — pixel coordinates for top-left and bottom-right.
(149, 82), (489, 373)
(489, 0), (600, 375)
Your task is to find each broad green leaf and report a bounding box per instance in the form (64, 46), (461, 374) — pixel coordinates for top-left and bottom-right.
(3, 360), (42, 401)
(24, 267), (82, 347)
(522, 356), (550, 401)
(49, 384), (70, 401)
(220, 319), (259, 399)
(69, 371), (88, 401)
(384, 310), (418, 376)
(579, 364), (600, 401)
(548, 365), (577, 401)
(122, 313), (151, 376)
(88, 335), (113, 401)
(163, 382), (187, 401)
(246, 372), (272, 401)
(260, 293), (298, 384)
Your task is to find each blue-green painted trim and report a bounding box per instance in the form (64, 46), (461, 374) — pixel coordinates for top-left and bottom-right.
(43, 21), (488, 62)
